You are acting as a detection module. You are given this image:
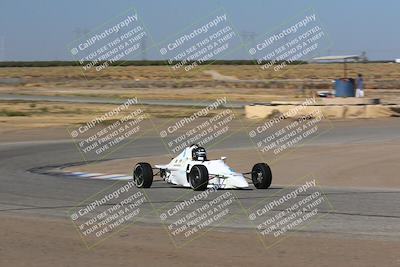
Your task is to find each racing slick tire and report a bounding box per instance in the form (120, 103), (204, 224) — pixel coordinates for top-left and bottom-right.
(189, 165), (209, 191)
(251, 163), (272, 189)
(133, 162), (153, 188)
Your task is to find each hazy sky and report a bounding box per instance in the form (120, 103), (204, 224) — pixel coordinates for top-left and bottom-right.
(1, 0), (399, 61)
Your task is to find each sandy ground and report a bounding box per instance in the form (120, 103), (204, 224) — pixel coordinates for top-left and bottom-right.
(65, 141), (400, 189)
(1, 215), (399, 267)
(2, 64), (400, 104)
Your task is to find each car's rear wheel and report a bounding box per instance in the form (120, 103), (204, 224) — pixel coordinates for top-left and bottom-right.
(189, 165), (209, 191)
(133, 162), (153, 188)
(251, 163), (272, 189)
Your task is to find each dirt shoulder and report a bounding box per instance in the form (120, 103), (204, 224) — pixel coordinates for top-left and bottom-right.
(1, 214), (399, 267)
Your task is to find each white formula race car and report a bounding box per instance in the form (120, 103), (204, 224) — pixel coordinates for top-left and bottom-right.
(132, 144), (272, 191)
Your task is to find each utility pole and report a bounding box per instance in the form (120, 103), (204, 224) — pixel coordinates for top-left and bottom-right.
(240, 31), (256, 59)
(0, 37), (5, 61)
(73, 27), (90, 40)
(141, 35), (147, 61)
(360, 51), (368, 63)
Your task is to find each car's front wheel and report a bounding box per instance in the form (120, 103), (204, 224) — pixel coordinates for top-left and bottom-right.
(188, 165), (209, 191)
(133, 162), (153, 188)
(251, 163), (272, 189)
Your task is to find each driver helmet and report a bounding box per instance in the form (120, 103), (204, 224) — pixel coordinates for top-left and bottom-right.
(192, 145), (207, 161)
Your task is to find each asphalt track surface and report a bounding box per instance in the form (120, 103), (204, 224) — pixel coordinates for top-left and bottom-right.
(1, 120), (400, 241)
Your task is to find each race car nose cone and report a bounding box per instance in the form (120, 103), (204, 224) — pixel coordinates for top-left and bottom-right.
(228, 174), (249, 188)
(235, 178), (249, 188)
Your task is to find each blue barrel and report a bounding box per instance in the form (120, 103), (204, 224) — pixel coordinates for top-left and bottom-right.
(335, 78), (355, 97)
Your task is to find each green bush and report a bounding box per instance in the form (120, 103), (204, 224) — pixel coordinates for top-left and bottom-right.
(0, 109), (29, 116)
